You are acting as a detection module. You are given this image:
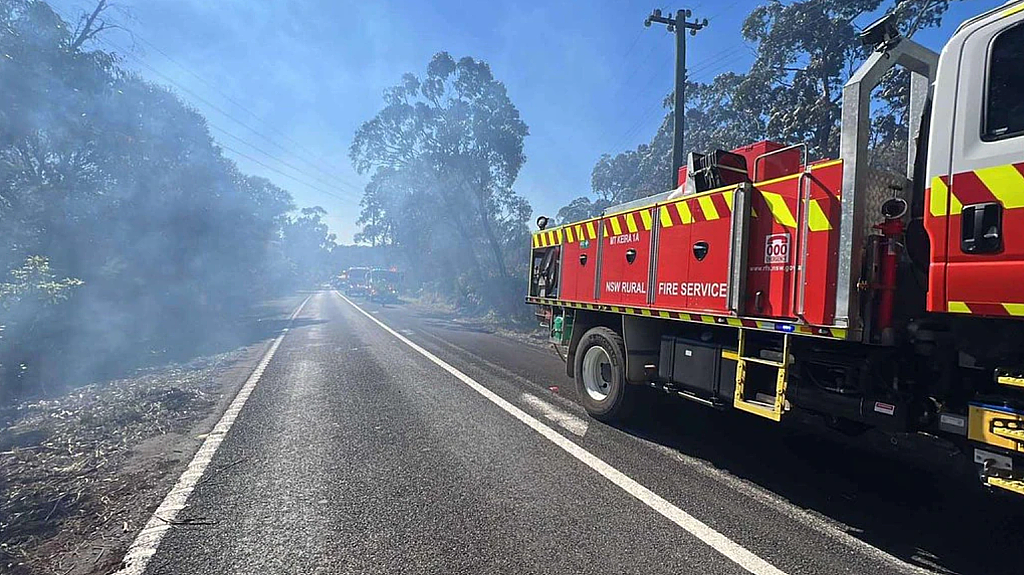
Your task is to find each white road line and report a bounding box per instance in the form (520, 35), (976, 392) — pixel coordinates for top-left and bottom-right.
(336, 292), (788, 575)
(112, 295), (312, 575)
(644, 442), (938, 575)
(521, 392), (589, 437)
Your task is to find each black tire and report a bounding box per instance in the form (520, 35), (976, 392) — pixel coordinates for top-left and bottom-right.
(574, 326), (633, 422)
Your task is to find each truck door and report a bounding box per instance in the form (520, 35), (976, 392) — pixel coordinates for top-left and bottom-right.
(559, 220), (599, 302)
(598, 209), (653, 306)
(943, 11), (1024, 317)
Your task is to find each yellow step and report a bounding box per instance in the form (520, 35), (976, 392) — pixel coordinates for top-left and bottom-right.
(991, 423), (1024, 444)
(997, 374), (1024, 389)
(734, 398), (784, 422)
(739, 356), (786, 368)
(987, 476), (1024, 496)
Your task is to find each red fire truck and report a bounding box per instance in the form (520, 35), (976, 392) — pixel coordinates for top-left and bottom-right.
(527, 3), (1024, 495)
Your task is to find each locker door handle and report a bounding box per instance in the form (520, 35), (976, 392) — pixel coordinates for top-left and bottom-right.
(625, 249), (637, 264)
(961, 202), (1003, 254)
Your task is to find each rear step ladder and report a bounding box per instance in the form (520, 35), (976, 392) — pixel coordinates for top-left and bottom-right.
(733, 329), (791, 422)
(987, 476), (1024, 496)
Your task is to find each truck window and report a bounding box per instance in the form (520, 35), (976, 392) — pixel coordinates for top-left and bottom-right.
(984, 22), (1024, 141)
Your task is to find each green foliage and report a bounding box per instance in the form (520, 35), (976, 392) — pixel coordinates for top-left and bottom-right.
(350, 52), (532, 315)
(0, 256), (82, 309)
(556, 196), (611, 225)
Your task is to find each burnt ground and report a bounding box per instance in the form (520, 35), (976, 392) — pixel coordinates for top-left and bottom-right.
(0, 295), (305, 575)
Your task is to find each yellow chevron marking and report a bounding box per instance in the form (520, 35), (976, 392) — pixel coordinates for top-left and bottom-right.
(532, 235), (538, 248)
(760, 191), (797, 228)
(1003, 303), (1024, 317)
(575, 225), (584, 242)
(723, 192), (733, 211)
(975, 164), (1024, 209)
(658, 311), (671, 318)
(726, 318), (743, 326)
(698, 195), (720, 220)
(675, 201), (694, 224)
(807, 199), (832, 231)
(928, 177), (947, 217)
(640, 209), (653, 231)
(565, 226), (574, 243)
(609, 216), (622, 236)
(929, 176), (963, 216)
(556, 229), (563, 244)
(1003, 3), (1024, 17)
(753, 159), (842, 187)
(625, 212), (639, 233)
(660, 206), (674, 228)
(586, 221), (597, 240)
(700, 316), (717, 324)
(948, 301), (972, 314)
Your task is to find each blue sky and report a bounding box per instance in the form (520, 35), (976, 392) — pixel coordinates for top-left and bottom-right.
(51, 0), (1002, 242)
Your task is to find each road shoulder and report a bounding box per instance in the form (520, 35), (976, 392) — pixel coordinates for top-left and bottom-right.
(0, 295), (305, 575)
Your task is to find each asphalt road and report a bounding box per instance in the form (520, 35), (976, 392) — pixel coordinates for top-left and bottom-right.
(134, 291), (1022, 575)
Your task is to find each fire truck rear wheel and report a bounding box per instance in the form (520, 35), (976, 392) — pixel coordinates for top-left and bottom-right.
(575, 326), (632, 422)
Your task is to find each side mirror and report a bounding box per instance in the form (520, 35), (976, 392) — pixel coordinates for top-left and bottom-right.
(881, 197), (908, 220)
(537, 216), (550, 230)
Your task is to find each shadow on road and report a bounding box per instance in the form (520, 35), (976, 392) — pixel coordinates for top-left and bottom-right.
(619, 394), (1024, 575)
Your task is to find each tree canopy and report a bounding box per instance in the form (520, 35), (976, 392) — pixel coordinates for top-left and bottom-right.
(350, 52), (532, 314)
(563, 0), (960, 215)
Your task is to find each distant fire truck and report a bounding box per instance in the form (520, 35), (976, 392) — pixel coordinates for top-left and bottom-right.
(528, 3), (1024, 495)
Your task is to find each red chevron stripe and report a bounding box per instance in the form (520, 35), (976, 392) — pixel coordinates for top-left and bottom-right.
(711, 193), (731, 216)
(952, 171), (999, 205)
(669, 204), (684, 226)
(967, 302), (1010, 316)
(690, 198), (707, 223)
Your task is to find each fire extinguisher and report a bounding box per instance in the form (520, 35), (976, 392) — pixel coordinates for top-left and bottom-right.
(874, 196), (908, 344)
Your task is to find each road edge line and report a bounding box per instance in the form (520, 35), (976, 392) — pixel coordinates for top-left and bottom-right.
(336, 291), (788, 575)
(111, 294), (312, 575)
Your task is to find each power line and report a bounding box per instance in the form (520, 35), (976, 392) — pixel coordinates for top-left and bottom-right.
(688, 44), (749, 77)
(706, 0), (748, 23)
(52, 5), (365, 207)
(81, 27), (365, 196)
(603, 40), (749, 152)
(216, 143), (357, 204)
(207, 124), (361, 202)
(124, 31), (354, 178)
(619, 28), (645, 64)
(103, 38), (365, 199)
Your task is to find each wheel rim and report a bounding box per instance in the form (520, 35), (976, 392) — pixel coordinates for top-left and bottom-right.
(581, 345), (613, 401)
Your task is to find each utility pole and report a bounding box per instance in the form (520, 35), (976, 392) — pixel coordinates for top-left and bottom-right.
(644, 8), (707, 190)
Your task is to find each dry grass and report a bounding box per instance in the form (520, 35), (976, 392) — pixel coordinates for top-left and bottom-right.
(0, 349), (246, 575)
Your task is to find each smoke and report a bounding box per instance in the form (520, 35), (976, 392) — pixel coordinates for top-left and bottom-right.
(0, 1), (338, 402)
